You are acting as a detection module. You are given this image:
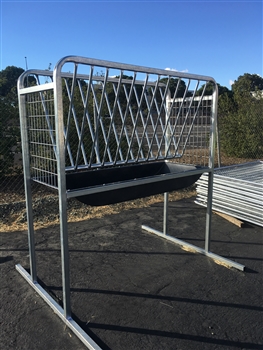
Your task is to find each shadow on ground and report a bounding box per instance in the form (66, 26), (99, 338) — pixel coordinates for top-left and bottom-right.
(1, 198), (262, 349)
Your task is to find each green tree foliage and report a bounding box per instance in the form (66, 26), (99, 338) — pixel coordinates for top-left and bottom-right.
(196, 82), (232, 96)
(232, 73), (263, 95)
(0, 66), (24, 177)
(159, 77), (191, 98)
(219, 73), (263, 158)
(1, 64), (262, 180)
(0, 66), (24, 102)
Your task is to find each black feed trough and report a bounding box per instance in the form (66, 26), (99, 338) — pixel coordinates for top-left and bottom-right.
(66, 162), (203, 206)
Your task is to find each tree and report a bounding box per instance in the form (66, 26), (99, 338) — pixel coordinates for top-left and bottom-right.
(0, 66), (24, 177)
(0, 66), (24, 104)
(219, 73), (263, 158)
(196, 82), (232, 97)
(159, 77), (191, 98)
(231, 73), (263, 96)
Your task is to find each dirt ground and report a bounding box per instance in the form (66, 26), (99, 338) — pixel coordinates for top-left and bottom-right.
(0, 186), (196, 232)
(1, 197), (262, 350)
(0, 153), (257, 232)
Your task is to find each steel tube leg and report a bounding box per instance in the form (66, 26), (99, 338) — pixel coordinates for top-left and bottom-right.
(163, 192), (169, 235)
(55, 67), (72, 319)
(25, 179), (37, 282)
(60, 198), (71, 319)
(19, 92), (37, 282)
(205, 171), (214, 252)
(59, 191), (72, 319)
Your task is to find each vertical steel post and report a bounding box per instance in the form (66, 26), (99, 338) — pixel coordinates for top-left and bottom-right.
(18, 88), (37, 282)
(205, 171), (213, 252)
(216, 121), (221, 168)
(205, 83), (218, 252)
(54, 63), (72, 319)
(163, 89), (172, 235)
(163, 192), (169, 235)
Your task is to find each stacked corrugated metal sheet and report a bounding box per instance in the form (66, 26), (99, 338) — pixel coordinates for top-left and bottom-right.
(195, 161), (263, 227)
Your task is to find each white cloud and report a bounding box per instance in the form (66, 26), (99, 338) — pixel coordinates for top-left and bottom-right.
(165, 67), (188, 73)
(229, 79), (234, 87)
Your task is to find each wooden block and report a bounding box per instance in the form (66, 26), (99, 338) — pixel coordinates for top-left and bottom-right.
(213, 211), (245, 228)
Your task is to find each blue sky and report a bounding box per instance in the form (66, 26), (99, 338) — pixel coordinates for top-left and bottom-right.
(0, 0), (262, 88)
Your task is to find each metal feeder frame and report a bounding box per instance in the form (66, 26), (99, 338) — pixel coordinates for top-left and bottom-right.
(16, 56), (245, 350)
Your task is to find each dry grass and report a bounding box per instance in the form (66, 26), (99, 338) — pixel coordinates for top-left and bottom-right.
(1, 152), (259, 233)
(0, 188), (196, 233)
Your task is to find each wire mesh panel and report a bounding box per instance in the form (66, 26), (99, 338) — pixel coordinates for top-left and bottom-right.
(25, 89), (57, 188)
(18, 56), (217, 191)
(168, 95), (212, 166)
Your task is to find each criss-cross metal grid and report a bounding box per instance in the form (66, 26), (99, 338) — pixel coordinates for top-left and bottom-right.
(62, 70), (212, 172)
(19, 61), (216, 189)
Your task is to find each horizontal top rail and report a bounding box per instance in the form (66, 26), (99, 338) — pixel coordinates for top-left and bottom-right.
(18, 56), (216, 90)
(54, 56), (217, 84)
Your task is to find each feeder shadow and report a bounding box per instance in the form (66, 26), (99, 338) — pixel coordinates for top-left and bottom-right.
(0, 256), (13, 264)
